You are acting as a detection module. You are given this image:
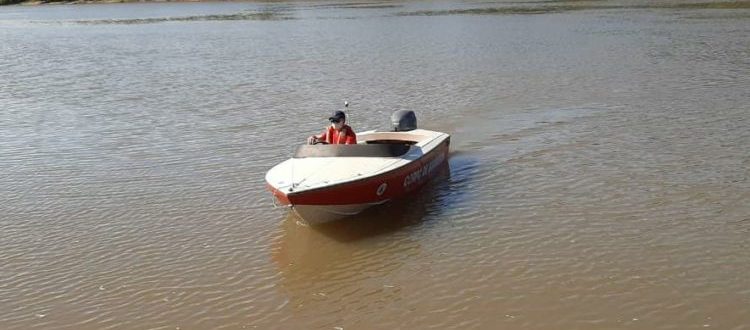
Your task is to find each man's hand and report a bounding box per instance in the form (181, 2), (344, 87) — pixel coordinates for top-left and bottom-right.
(307, 136), (318, 145)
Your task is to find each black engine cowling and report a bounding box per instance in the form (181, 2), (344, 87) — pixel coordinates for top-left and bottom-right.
(391, 110), (417, 132)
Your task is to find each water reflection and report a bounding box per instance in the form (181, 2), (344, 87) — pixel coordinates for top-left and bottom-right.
(269, 153), (483, 283)
(265, 156), (490, 326)
(268, 204), (426, 321)
(270, 218), (418, 327)
(268, 166), (454, 320)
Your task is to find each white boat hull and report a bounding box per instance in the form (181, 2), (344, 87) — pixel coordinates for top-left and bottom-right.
(266, 129), (450, 225)
(290, 200), (390, 225)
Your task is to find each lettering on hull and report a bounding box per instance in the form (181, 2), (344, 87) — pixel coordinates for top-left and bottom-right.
(403, 151), (446, 188)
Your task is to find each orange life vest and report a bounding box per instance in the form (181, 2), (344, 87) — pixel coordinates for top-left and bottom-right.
(323, 125), (357, 144)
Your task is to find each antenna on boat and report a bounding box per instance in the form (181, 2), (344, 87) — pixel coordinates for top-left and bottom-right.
(344, 101), (349, 124)
(289, 147), (295, 192)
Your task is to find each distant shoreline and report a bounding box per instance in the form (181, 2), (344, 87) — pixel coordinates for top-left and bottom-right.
(2, 0), (253, 6)
(5, 0), (750, 10)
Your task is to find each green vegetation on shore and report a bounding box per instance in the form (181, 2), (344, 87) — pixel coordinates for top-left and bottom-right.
(0, 0), (160, 5)
(0, 0), (75, 4)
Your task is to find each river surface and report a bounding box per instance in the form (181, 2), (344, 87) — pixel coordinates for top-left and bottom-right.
(1, 0), (749, 329)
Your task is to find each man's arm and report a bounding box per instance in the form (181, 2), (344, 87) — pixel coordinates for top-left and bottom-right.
(345, 130), (357, 144)
(308, 130), (328, 144)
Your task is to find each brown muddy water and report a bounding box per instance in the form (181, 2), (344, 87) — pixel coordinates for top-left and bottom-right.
(1, 0), (749, 329)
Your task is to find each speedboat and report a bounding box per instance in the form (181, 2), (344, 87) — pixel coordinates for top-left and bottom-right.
(265, 110), (450, 225)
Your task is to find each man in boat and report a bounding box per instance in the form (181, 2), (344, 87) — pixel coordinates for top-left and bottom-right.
(307, 110), (357, 145)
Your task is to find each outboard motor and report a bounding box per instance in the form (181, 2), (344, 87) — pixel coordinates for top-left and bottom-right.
(391, 110), (417, 132)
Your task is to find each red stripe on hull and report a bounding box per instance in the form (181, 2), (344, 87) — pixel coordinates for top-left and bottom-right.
(268, 138), (450, 206)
